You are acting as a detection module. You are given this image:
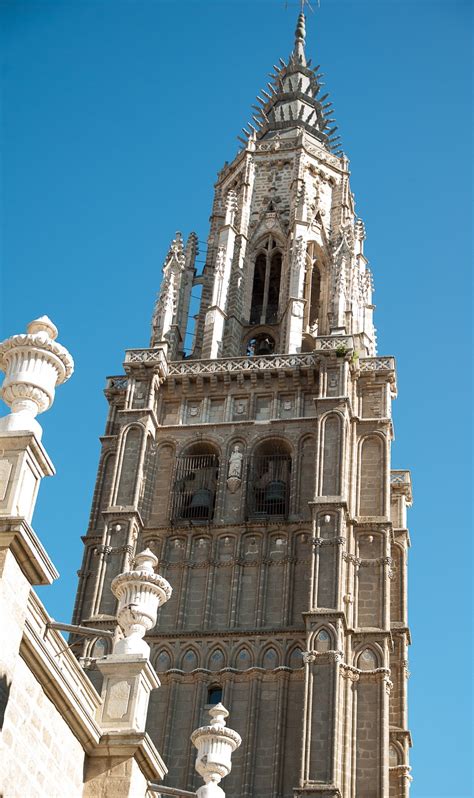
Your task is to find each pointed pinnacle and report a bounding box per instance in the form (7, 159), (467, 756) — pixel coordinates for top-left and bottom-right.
(293, 11), (306, 65)
(295, 12), (306, 46)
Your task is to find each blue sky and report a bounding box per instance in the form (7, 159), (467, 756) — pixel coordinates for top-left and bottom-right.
(1, 1), (472, 795)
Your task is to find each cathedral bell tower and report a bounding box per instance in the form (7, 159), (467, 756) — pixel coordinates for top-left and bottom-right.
(73, 13), (412, 798)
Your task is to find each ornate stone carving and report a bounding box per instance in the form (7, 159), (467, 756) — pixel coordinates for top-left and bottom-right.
(168, 352), (318, 376)
(191, 704), (241, 798)
(0, 316), (74, 438)
(227, 444), (243, 493)
(111, 548), (172, 657)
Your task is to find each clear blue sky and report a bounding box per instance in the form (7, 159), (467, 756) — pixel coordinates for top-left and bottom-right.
(1, 1), (472, 795)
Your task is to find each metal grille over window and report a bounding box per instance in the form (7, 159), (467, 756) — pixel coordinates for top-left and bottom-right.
(247, 444), (291, 519)
(172, 452), (219, 523)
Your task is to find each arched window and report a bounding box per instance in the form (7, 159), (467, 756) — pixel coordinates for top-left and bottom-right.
(289, 647), (304, 669)
(155, 650), (172, 673)
(315, 629), (331, 652)
(262, 648), (279, 670)
(389, 744), (401, 767)
(90, 637), (108, 659)
(209, 649), (226, 671)
(303, 246), (323, 335)
(182, 649), (198, 672)
(235, 648), (252, 670)
(171, 443), (219, 523)
(358, 648), (378, 671)
(246, 333), (275, 356)
(249, 237), (282, 324)
(247, 439), (291, 519)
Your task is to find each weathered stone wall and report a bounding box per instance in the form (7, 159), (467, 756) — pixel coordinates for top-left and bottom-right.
(1, 655), (85, 798)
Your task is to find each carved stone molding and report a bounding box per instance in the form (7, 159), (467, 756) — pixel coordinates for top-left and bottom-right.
(303, 650), (343, 665)
(167, 352), (319, 376)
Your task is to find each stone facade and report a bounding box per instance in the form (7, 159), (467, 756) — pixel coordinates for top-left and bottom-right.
(72, 13), (412, 798)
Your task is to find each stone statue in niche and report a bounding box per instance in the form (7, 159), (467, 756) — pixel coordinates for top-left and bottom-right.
(227, 444), (243, 493)
(219, 536), (234, 562)
(194, 537), (209, 561)
(244, 537), (259, 558)
(270, 537), (287, 557)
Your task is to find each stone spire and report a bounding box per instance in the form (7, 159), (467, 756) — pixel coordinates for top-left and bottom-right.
(239, 11), (342, 155)
(293, 11), (307, 65)
(150, 231), (198, 357)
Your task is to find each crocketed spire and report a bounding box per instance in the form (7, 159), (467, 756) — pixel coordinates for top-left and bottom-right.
(239, 12), (342, 156)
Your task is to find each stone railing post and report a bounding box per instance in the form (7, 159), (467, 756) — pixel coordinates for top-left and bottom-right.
(0, 317), (72, 685)
(84, 549), (172, 796)
(191, 704), (241, 797)
(0, 316), (74, 524)
(0, 315), (74, 440)
(96, 548), (172, 733)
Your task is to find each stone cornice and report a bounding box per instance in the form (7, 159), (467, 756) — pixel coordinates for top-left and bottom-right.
(160, 667), (304, 683)
(156, 556), (311, 569)
(89, 732), (167, 782)
(294, 786), (342, 798)
(144, 520), (312, 535)
(147, 627), (305, 641)
(0, 516), (59, 586)
(167, 352), (320, 377)
(20, 590), (102, 752)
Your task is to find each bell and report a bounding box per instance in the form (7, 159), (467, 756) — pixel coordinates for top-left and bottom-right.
(256, 337), (273, 355)
(264, 480), (286, 508)
(187, 488), (213, 518)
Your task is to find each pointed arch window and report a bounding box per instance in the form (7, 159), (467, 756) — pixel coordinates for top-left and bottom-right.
(303, 246), (322, 335)
(250, 237), (282, 325)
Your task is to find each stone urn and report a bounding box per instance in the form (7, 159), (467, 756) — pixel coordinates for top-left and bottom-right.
(111, 548), (172, 657)
(0, 316), (74, 439)
(191, 704), (241, 797)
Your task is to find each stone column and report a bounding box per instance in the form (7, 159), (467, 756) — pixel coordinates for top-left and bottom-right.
(0, 316), (72, 687)
(84, 549), (172, 796)
(191, 703), (241, 798)
(202, 191), (238, 359)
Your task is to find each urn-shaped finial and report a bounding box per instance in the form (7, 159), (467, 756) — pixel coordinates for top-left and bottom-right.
(0, 316), (74, 439)
(111, 548), (172, 657)
(191, 703), (241, 797)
